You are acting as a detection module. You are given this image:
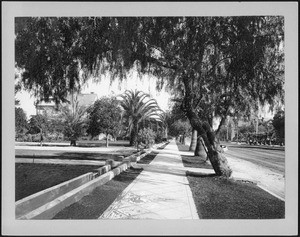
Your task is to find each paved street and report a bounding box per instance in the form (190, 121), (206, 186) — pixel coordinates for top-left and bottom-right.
(224, 144), (285, 175)
(223, 144), (285, 200)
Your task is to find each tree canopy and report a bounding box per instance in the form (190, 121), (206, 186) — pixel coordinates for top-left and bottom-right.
(15, 17), (84, 104)
(169, 120), (191, 139)
(87, 96), (122, 146)
(28, 114), (49, 135)
(15, 16), (284, 121)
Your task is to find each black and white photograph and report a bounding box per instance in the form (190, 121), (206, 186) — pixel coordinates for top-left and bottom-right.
(2, 1), (298, 236)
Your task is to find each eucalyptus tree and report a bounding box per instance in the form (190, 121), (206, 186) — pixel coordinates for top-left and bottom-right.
(15, 16), (284, 177)
(119, 90), (163, 146)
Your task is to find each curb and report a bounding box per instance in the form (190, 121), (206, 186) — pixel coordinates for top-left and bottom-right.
(257, 184), (285, 201)
(230, 173), (258, 184)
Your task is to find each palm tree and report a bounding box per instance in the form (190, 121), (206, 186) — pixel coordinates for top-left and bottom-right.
(119, 90), (163, 146)
(58, 94), (89, 146)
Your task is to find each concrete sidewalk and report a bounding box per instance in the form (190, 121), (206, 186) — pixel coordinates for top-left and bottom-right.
(98, 139), (199, 219)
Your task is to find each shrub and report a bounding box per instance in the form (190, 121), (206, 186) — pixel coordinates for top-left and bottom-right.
(26, 134), (32, 142)
(155, 131), (165, 143)
(16, 133), (33, 142)
(46, 133), (57, 142)
(57, 134), (64, 141)
(32, 134), (41, 142)
(80, 136), (89, 141)
(137, 128), (156, 148)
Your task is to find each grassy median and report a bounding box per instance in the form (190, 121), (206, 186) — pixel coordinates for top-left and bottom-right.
(177, 142), (285, 219)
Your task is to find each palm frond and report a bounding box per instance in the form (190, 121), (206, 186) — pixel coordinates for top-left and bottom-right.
(119, 89), (165, 137)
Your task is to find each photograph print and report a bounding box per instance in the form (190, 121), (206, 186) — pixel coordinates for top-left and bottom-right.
(3, 1), (298, 236)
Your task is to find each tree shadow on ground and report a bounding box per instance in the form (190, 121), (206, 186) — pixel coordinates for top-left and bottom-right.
(186, 172), (217, 178)
(137, 152), (159, 164)
(156, 142), (170, 150)
(181, 155), (213, 169)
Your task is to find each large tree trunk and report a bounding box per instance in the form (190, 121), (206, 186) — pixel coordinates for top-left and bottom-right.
(129, 131), (135, 146)
(189, 129), (197, 151)
(194, 136), (207, 160)
(179, 56), (232, 177)
(130, 127), (138, 146)
(182, 134), (186, 145)
(70, 139), (76, 146)
(186, 109), (232, 177)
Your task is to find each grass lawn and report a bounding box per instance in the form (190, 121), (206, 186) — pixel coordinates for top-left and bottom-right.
(176, 142), (285, 219)
(52, 150), (160, 219)
(16, 163), (101, 201)
(77, 140), (131, 147)
(15, 149), (132, 161)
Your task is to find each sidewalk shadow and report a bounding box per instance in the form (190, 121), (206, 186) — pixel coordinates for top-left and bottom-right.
(156, 142), (170, 150)
(137, 163), (215, 178)
(156, 147), (195, 157)
(186, 171), (217, 178)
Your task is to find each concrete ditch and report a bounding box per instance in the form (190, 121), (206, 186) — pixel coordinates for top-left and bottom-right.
(15, 143), (165, 220)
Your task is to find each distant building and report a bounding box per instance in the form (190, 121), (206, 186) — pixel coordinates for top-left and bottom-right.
(35, 99), (57, 116)
(76, 93), (98, 108)
(35, 92), (98, 116)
